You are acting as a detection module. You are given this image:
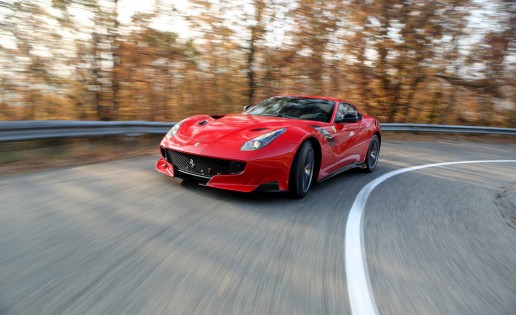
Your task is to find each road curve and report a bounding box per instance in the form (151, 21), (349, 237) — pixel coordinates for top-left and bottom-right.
(0, 140), (515, 315)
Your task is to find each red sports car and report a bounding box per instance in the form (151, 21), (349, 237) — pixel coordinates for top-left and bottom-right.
(156, 96), (381, 198)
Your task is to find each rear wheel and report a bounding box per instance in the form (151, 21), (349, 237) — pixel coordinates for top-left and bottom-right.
(364, 134), (380, 172)
(289, 141), (315, 198)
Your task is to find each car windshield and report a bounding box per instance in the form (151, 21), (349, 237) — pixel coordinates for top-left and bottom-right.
(245, 97), (335, 122)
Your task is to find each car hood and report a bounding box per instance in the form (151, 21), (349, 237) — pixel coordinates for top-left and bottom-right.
(176, 114), (318, 145)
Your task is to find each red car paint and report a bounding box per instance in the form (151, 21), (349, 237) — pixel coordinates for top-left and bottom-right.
(156, 96), (381, 195)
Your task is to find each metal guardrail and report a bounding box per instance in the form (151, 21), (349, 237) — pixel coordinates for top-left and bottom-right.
(0, 120), (514, 142)
(380, 123), (516, 135)
(0, 120), (175, 142)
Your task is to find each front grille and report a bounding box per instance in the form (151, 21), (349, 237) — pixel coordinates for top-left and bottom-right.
(162, 148), (245, 179)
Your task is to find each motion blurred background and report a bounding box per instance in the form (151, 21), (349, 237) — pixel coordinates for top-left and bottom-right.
(0, 0), (514, 126)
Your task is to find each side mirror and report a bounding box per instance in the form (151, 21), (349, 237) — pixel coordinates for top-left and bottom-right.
(337, 113), (359, 123)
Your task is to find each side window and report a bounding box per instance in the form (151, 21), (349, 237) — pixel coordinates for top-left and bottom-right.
(336, 103), (349, 121)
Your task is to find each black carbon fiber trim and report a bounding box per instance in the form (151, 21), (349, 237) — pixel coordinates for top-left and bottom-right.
(162, 148), (245, 178)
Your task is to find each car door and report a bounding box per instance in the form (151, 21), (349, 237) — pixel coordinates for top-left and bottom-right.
(329, 103), (365, 171)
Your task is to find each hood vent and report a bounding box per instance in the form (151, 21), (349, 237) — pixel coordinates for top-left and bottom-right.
(198, 120), (208, 126)
(250, 128), (268, 132)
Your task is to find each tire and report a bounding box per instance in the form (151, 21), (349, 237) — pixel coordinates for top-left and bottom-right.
(289, 141), (315, 198)
(364, 134), (380, 172)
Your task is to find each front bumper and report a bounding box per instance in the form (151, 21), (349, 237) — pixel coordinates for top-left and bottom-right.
(156, 147), (295, 193)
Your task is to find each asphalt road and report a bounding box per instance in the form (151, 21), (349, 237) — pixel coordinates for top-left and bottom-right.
(0, 140), (515, 315)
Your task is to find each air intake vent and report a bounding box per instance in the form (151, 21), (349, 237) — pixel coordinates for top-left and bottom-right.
(165, 149), (246, 179)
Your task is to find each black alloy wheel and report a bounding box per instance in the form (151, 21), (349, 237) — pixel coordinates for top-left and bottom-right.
(364, 134), (380, 172)
(289, 141), (315, 198)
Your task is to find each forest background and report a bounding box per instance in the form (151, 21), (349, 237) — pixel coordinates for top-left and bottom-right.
(0, 0), (514, 127)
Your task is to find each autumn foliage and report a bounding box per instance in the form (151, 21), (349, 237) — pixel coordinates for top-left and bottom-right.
(0, 0), (514, 127)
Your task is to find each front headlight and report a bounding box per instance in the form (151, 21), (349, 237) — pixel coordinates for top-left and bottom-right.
(241, 128), (286, 151)
(166, 120), (184, 138)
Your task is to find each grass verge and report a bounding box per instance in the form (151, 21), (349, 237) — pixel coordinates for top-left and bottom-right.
(0, 135), (162, 176)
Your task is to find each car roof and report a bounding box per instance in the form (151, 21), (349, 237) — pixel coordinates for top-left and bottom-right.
(272, 95), (352, 104)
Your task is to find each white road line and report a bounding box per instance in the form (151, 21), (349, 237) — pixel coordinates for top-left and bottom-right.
(345, 160), (516, 315)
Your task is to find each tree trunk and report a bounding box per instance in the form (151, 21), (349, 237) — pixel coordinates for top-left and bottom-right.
(111, 0), (120, 120)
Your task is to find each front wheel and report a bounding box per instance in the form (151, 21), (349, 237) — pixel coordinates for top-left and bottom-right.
(364, 134), (380, 172)
(289, 141), (315, 199)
